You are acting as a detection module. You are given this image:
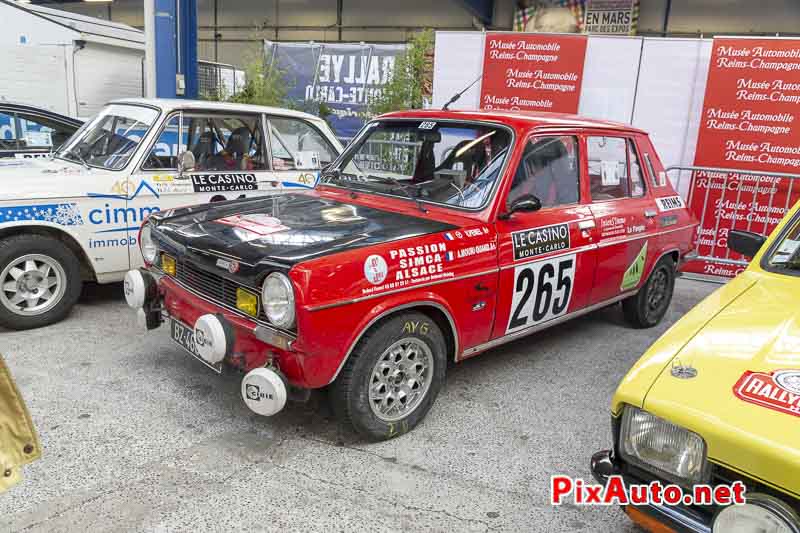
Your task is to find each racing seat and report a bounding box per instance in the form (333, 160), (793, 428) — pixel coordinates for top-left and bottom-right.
(191, 131), (216, 170)
(413, 139), (437, 182)
(205, 127), (252, 171)
(436, 139), (484, 180)
(225, 127), (252, 170)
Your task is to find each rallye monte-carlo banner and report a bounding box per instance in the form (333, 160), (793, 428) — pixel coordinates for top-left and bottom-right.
(263, 41), (405, 140)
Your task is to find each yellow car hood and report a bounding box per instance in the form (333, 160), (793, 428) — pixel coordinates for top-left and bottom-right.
(643, 271), (800, 497)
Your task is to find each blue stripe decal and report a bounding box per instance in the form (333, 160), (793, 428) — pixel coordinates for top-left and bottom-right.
(0, 203), (84, 226)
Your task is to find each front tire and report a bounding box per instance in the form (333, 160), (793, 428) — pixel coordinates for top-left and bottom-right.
(331, 312), (447, 441)
(622, 255), (675, 328)
(0, 235), (82, 330)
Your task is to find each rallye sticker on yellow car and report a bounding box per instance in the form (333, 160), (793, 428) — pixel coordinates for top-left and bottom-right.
(734, 369), (800, 417)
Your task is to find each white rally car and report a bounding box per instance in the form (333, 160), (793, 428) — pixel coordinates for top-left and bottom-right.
(0, 98), (342, 330)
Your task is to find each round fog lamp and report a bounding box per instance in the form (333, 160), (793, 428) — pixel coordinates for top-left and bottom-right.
(261, 272), (295, 329)
(140, 223), (158, 264)
(713, 494), (800, 533)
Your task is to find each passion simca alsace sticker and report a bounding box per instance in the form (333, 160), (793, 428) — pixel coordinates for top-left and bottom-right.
(511, 222), (570, 261)
(733, 369), (800, 418)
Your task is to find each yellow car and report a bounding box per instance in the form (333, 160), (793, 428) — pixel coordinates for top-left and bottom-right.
(592, 200), (800, 533)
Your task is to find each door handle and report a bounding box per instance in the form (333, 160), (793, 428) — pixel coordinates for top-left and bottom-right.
(475, 282), (490, 292)
(578, 219), (595, 230)
(644, 209), (657, 218)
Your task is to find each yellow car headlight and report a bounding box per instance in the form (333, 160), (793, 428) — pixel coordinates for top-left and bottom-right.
(236, 288), (259, 317)
(619, 405), (708, 486)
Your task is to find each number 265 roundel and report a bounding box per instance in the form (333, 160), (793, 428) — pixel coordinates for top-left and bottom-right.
(507, 254), (576, 334)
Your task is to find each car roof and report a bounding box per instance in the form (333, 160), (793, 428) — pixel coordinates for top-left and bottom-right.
(378, 109), (646, 134)
(0, 102), (83, 126)
(110, 98), (326, 123)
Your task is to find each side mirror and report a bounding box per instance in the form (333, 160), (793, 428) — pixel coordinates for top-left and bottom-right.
(728, 230), (767, 258)
(499, 194), (542, 220)
(177, 150), (195, 175)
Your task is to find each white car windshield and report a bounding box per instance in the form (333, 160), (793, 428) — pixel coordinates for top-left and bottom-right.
(325, 120), (512, 209)
(57, 104), (159, 170)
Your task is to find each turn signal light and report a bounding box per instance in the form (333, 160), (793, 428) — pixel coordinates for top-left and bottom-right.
(161, 254), (177, 276)
(236, 288), (259, 317)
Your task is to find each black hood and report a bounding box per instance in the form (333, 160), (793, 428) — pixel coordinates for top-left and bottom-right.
(152, 193), (457, 268)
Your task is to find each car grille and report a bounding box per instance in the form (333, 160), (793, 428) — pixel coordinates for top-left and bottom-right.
(174, 258), (266, 322)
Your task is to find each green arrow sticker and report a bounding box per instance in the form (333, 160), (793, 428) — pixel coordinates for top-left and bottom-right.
(621, 241), (648, 291)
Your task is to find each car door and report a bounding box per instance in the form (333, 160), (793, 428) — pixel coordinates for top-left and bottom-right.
(266, 115), (340, 189)
(585, 134), (658, 305)
(128, 110), (280, 267)
(491, 133), (598, 341)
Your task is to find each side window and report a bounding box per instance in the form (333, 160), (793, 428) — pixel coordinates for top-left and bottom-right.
(643, 152), (665, 187)
(0, 112), (18, 150)
(143, 115), (185, 169)
(0, 112), (75, 152)
(180, 114), (266, 172)
(629, 140), (646, 198)
(507, 135), (580, 209)
(268, 117), (337, 171)
(587, 136), (645, 201)
(19, 114), (74, 151)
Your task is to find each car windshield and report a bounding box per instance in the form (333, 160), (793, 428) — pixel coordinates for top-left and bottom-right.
(326, 120), (512, 209)
(766, 209), (800, 272)
(57, 104), (159, 170)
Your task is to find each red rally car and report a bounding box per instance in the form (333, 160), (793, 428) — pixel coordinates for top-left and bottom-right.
(124, 110), (698, 440)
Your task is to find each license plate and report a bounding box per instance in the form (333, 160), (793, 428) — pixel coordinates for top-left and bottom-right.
(170, 318), (222, 374)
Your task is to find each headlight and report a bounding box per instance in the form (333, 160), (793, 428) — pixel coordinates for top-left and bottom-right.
(714, 494), (800, 533)
(261, 272), (295, 329)
(139, 223), (158, 264)
(619, 406), (708, 485)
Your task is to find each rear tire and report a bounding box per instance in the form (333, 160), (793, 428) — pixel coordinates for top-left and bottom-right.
(0, 235), (82, 330)
(622, 255), (675, 329)
(330, 312), (447, 441)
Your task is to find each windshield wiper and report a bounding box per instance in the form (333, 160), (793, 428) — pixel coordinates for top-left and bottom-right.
(367, 175), (428, 213)
(59, 147), (90, 170)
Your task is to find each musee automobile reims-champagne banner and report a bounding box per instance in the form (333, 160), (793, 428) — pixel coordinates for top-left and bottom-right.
(684, 37), (800, 278)
(479, 33), (588, 114)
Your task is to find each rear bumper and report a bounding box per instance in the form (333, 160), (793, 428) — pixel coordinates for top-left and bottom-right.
(591, 450), (711, 533)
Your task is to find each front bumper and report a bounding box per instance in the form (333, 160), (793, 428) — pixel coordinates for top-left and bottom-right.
(132, 268), (312, 387)
(591, 450), (711, 533)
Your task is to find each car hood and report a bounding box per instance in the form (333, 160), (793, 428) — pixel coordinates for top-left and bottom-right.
(152, 192), (458, 268)
(0, 157), (94, 200)
(642, 272), (800, 497)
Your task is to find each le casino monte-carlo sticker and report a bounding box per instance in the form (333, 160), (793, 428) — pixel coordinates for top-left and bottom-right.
(511, 222), (571, 261)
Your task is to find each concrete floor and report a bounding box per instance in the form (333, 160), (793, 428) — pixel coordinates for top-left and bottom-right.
(0, 279), (717, 532)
